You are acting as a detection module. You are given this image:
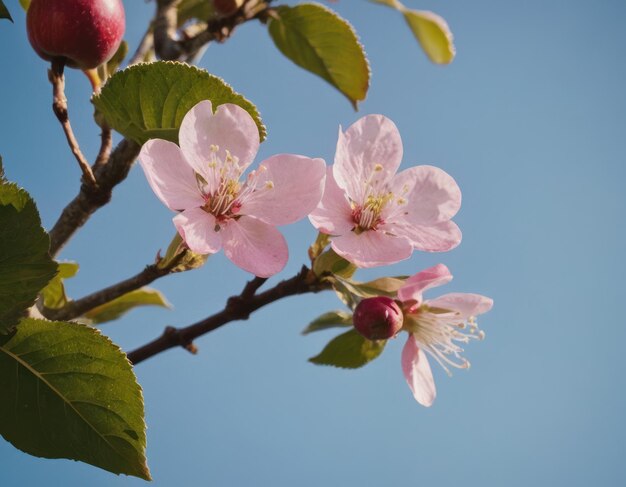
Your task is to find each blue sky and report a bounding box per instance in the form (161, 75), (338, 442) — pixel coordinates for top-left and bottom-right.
(1, 0), (625, 485)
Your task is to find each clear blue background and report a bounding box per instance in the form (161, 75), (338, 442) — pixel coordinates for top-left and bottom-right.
(1, 0), (625, 485)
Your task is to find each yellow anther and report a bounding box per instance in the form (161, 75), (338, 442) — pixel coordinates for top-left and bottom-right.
(265, 181), (275, 189)
(210, 144), (219, 152)
(374, 163), (384, 172)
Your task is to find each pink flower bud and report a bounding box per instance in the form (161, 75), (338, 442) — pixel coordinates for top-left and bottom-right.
(353, 297), (403, 340)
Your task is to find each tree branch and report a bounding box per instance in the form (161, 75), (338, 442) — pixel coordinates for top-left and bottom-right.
(48, 59), (97, 187)
(153, 0), (272, 61)
(127, 267), (329, 365)
(42, 258), (181, 322)
(128, 27), (155, 66)
(48, 137), (141, 257)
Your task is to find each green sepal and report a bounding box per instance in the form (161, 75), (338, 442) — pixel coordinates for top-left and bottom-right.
(313, 248), (357, 279)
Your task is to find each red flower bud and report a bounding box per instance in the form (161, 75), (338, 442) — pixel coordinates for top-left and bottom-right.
(353, 296), (403, 340)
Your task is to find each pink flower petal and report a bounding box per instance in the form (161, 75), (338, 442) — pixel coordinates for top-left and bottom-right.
(331, 230), (413, 268)
(179, 101), (260, 187)
(173, 208), (222, 254)
(427, 293), (493, 319)
(221, 216), (288, 277)
(395, 220), (462, 252)
(309, 166), (354, 235)
(333, 115), (403, 203)
(138, 139), (204, 211)
(397, 263), (453, 304)
(387, 165), (461, 225)
(240, 154), (326, 226)
(401, 334), (436, 407)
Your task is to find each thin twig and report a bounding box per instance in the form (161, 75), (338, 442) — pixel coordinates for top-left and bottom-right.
(42, 260), (179, 322)
(153, 0), (184, 60)
(153, 0), (271, 61)
(48, 59), (97, 187)
(127, 267), (328, 365)
(93, 123), (112, 170)
(48, 137), (141, 257)
(128, 28), (155, 66)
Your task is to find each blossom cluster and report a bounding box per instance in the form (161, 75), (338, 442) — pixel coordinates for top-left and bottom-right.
(138, 101), (493, 406)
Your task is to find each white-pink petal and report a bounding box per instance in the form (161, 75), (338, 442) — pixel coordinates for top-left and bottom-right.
(401, 334), (436, 407)
(309, 166), (354, 235)
(427, 293), (494, 319)
(221, 216), (289, 277)
(331, 230), (413, 268)
(138, 139), (204, 211)
(179, 101), (260, 186)
(395, 220), (462, 252)
(333, 115), (403, 203)
(387, 165), (461, 225)
(397, 263), (453, 304)
(241, 154), (326, 226)
(173, 208), (222, 255)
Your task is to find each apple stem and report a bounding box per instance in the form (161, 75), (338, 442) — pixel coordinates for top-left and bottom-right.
(48, 58), (98, 187)
(82, 68), (102, 93)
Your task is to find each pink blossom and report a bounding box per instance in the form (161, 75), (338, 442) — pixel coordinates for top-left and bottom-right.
(138, 100), (326, 277)
(309, 115), (462, 267)
(398, 264), (493, 407)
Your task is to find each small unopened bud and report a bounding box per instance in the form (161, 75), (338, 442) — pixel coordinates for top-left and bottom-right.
(213, 0), (245, 16)
(353, 297), (403, 340)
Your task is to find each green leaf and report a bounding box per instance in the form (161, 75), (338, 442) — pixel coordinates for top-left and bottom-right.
(309, 329), (386, 369)
(403, 10), (455, 64)
(313, 248), (357, 279)
(302, 310), (352, 335)
(84, 288), (171, 324)
(0, 318), (150, 479)
(268, 3), (370, 109)
(0, 180), (57, 334)
(0, 1), (12, 22)
(92, 61), (266, 145)
(19, 0), (30, 11)
(41, 262), (79, 310)
(371, 0), (455, 64)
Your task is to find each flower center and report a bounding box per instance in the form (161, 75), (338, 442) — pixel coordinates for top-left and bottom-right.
(403, 305), (485, 376)
(199, 144), (245, 221)
(352, 192), (392, 231)
(198, 144), (273, 224)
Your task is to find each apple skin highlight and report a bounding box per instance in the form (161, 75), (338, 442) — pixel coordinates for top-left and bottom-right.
(27, 0), (125, 70)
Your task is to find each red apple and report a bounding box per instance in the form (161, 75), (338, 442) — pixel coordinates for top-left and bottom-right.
(27, 0), (125, 70)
